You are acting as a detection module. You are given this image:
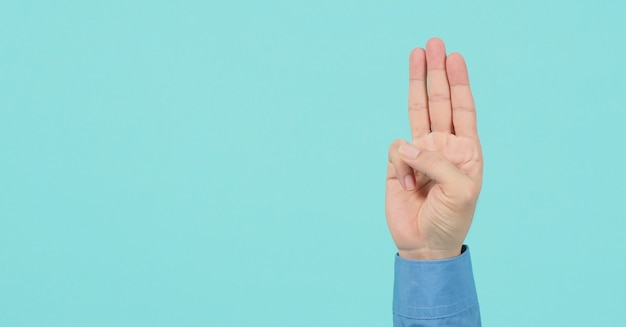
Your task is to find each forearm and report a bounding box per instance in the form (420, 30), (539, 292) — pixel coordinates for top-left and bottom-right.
(393, 245), (481, 327)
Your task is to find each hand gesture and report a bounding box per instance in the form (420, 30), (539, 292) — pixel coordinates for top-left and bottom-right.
(386, 38), (483, 260)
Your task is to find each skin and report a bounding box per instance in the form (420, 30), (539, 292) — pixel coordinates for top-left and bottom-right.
(386, 38), (483, 260)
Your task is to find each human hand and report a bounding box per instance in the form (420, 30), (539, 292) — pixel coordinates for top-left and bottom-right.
(386, 38), (483, 260)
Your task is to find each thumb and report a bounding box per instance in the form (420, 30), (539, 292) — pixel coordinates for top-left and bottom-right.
(398, 143), (473, 197)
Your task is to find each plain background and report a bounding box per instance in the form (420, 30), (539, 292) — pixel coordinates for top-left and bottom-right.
(1, 0), (625, 326)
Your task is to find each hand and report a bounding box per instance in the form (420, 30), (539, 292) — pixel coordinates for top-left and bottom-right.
(386, 38), (483, 260)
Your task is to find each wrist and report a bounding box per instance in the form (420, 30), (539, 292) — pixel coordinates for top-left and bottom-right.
(398, 246), (463, 260)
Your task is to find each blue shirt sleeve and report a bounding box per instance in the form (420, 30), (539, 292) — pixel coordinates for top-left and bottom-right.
(393, 245), (481, 326)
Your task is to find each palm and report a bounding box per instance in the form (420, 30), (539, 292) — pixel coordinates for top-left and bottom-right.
(386, 132), (482, 254)
(385, 39), (483, 260)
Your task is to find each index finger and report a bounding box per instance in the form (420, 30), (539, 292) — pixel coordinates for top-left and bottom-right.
(408, 48), (430, 140)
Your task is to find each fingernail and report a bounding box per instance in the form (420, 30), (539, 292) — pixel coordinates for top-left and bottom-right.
(399, 144), (420, 159)
(404, 175), (415, 191)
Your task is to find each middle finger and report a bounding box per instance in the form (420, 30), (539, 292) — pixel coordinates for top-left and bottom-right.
(426, 38), (453, 133)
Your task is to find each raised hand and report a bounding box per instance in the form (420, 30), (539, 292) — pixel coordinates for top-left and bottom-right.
(386, 38), (483, 260)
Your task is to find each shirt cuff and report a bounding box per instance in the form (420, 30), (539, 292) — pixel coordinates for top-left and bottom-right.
(393, 245), (479, 319)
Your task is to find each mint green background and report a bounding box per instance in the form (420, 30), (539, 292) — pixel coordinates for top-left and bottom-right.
(1, 1), (625, 326)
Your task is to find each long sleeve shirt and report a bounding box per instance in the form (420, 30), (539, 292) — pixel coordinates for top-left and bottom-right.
(393, 245), (481, 326)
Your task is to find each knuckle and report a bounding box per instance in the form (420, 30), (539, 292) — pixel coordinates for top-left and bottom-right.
(453, 104), (475, 112)
(388, 139), (406, 162)
(408, 102), (428, 112)
(457, 183), (479, 205)
(428, 93), (450, 103)
(390, 139), (406, 149)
